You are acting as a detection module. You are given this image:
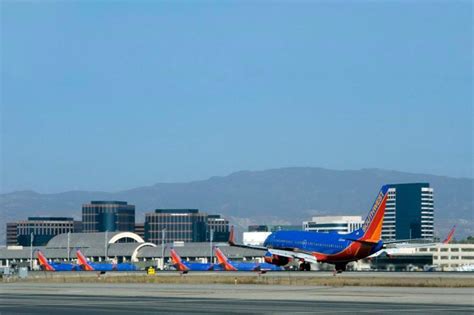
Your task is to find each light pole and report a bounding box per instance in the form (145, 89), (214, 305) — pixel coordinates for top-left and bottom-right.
(210, 228), (214, 264)
(161, 228), (166, 270)
(30, 232), (34, 270)
(105, 230), (108, 261)
(67, 231), (71, 261)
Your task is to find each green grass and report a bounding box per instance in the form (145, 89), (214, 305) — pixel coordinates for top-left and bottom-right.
(9, 273), (474, 288)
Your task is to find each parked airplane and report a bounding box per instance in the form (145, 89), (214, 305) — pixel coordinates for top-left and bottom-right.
(214, 246), (284, 272)
(170, 248), (221, 273)
(35, 250), (79, 271)
(229, 185), (391, 273)
(76, 249), (137, 271)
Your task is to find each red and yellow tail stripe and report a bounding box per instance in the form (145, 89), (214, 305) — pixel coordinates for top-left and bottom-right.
(170, 249), (189, 272)
(76, 250), (94, 271)
(443, 225), (456, 244)
(36, 251), (55, 271)
(214, 247), (237, 271)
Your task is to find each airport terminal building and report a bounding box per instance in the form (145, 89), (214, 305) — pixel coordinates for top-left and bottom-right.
(0, 232), (265, 270)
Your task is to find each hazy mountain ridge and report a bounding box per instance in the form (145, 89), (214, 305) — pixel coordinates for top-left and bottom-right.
(1, 167), (473, 244)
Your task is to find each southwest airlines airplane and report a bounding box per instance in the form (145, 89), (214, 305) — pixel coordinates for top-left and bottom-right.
(76, 249), (137, 271)
(170, 248), (222, 273)
(230, 185), (390, 273)
(214, 246), (283, 272)
(36, 250), (79, 271)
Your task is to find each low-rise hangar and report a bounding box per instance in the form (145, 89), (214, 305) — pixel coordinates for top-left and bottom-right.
(0, 232), (266, 270)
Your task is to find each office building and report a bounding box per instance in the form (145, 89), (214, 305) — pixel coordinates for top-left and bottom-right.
(207, 215), (230, 242)
(82, 201), (135, 233)
(145, 209), (207, 243)
(243, 232), (271, 246)
(145, 209), (230, 244)
(248, 225), (269, 232)
(269, 225), (302, 232)
(134, 223), (145, 239)
(303, 216), (363, 234)
(248, 225), (301, 233)
(6, 222), (18, 246)
(13, 217), (81, 246)
(382, 183), (434, 241)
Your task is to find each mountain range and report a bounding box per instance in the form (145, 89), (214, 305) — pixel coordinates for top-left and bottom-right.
(1, 167), (472, 244)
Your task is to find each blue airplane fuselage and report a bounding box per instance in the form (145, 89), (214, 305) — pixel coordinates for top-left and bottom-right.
(87, 262), (138, 271)
(264, 229), (384, 263)
(181, 262), (223, 271)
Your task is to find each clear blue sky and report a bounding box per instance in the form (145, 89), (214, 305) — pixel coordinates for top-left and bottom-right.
(1, 1), (472, 193)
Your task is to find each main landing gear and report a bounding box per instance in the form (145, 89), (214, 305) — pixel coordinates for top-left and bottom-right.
(299, 261), (311, 271)
(333, 263), (347, 276)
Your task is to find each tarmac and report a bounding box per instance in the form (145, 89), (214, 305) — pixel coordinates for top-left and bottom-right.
(1, 282), (473, 314)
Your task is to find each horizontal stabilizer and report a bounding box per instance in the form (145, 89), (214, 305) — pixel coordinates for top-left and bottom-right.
(342, 237), (380, 245)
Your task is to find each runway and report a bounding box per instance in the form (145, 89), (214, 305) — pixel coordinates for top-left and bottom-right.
(1, 283), (473, 314)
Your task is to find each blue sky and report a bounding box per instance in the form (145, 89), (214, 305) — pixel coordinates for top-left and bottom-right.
(1, 1), (472, 193)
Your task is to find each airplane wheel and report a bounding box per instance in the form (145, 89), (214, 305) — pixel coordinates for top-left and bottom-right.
(304, 263), (311, 271)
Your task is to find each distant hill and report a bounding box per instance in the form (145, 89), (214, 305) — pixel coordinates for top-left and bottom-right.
(1, 167), (472, 244)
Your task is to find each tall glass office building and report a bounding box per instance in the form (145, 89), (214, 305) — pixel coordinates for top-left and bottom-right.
(382, 183), (434, 241)
(145, 209), (229, 243)
(82, 201), (135, 233)
(13, 217), (81, 246)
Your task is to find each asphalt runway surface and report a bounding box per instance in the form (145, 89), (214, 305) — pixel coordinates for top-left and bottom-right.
(1, 283), (473, 314)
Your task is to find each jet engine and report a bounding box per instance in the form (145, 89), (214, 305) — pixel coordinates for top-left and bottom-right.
(264, 252), (290, 266)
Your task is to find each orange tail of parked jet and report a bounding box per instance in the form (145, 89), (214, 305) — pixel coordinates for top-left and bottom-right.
(36, 250), (55, 271)
(443, 226), (456, 244)
(76, 249), (94, 271)
(214, 247), (237, 271)
(170, 248), (189, 272)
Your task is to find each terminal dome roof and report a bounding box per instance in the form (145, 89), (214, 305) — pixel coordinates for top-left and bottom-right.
(46, 232), (144, 249)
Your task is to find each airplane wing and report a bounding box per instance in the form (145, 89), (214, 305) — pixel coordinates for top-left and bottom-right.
(267, 248), (318, 264)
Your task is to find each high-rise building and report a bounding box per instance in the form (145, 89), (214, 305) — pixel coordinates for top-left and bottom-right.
(207, 215), (230, 242)
(145, 209), (207, 243)
(248, 225), (269, 232)
(82, 201), (135, 233)
(6, 222), (18, 246)
(269, 225), (302, 232)
(134, 223), (145, 239)
(248, 225), (302, 233)
(13, 217), (80, 246)
(303, 216), (364, 234)
(382, 183), (434, 241)
(144, 209), (229, 244)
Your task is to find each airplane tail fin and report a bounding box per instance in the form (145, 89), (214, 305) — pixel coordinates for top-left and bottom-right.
(36, 250), (55, 271)
(443, 225), (456, 244)
(214, 247), (229, 265)
(359, 185), (390, 242)
(228, 226), (236, 245)
(170, 248), (182, 265)
(214, 246), (237, 271)
(76, 249), (94, 271)
(170, 248), (189, 272)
